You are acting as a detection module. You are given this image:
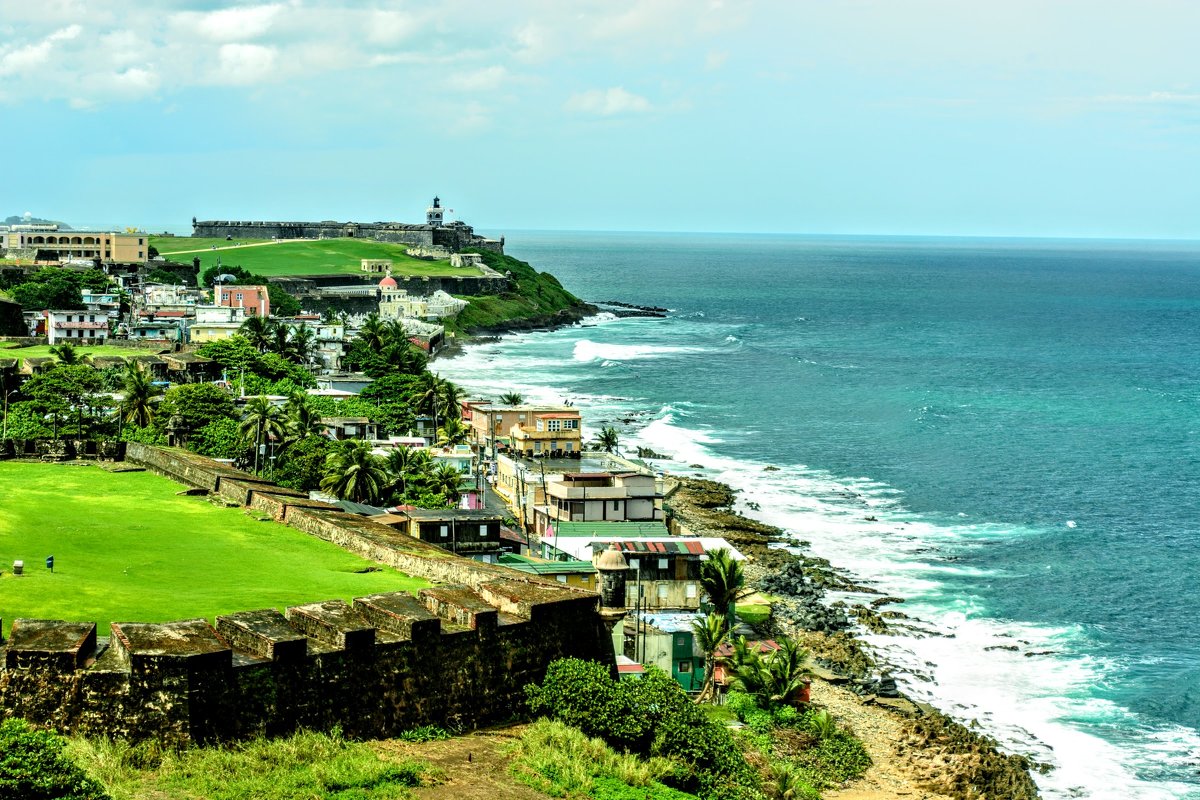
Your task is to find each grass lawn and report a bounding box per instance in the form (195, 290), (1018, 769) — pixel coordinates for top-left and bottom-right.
(0, 344), (152, 367)
(0, 462), (427, 635)
(150, 236), (480, 278)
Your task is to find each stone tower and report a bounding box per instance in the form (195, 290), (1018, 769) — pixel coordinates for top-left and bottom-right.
(594, 543), (629, 610)
(426, 196), (444, 228)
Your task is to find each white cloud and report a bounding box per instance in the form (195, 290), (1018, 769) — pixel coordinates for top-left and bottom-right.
(175, 4), (283, 43)
(565, 87), (652, 116)
(212, 43), (278, 85)
(1094, 91), (1200, 105)
(705, 50), (728, 71)
(0, 24), (80, 76)
(446, 65), (508, 93)
(366, 9), (420, 45)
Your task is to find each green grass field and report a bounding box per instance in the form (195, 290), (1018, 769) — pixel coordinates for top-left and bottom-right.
(0, 462), (427, 635)
(1, 344), (150, 365)
(151, 236), (479, 278)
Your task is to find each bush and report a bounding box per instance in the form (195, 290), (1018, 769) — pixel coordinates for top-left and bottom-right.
(525, 659), (756, 798)
(0, 718), (109, 800)
(793, 732), (871, 787)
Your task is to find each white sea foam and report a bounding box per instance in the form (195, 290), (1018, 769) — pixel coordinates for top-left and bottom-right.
(572, 339), (708, 363)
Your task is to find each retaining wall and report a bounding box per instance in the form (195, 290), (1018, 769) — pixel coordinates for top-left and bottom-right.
(0, 444), (613, 744)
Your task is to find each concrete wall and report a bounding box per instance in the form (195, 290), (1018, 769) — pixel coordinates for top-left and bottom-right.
(0, 444), (613, 744)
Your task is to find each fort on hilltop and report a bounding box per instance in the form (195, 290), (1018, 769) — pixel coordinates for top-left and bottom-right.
(192, 197), (504, 254)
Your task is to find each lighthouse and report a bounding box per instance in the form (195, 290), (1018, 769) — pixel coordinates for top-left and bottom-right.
(426, 196), (444, 228)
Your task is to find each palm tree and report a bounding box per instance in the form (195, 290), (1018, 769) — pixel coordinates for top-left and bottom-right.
(284, 392), (323, 443)
(119, 361), (161, 429)
(700, 547), (747, 624)
(593, 426), (620, 454)
(321, 440), (388, 504)
(269, 322), (294, 357)
(385, 446), (427, 502)
(239, 315), (274, 353)
(498, 391), (523, 406)
(439, 380), (462, 422)
(381, 319), (408, 348)
(428, 462), (464, 505)
(730, 636), (813, 708)
(238, 395), (286, 474)
(49, 343), (89, 366)
(288, 326), (316, 366)
(436, 417), (470, 448)
(691, 612), (730, 704)
(358, 312), (385, 351)
(416, 372), (445, 438)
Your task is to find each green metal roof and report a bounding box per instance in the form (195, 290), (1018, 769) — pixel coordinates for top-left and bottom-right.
(497, 553), (596, 575)
(548, 520), (670, 538)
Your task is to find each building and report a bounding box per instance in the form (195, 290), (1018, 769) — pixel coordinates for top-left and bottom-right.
(44, 309), (109, 344)
(371, 508), (504, 561)
(215, 284), (270, 318)
(464, 402), (583, 460)
(361, 259), (392, 274)
(623, 611), (707, 692)
(321, 417), (378, 441)
(188, 304), (246, 343)
(532, 470), (664, 536)
(543, 534), (743, 612)
(496, 552), (597, 590)
(1, 227), (147, 263)
(378, 278), (468, 321)
(491, 452), (656, 531)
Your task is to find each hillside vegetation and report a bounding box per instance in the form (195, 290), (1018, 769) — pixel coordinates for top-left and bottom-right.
(449, 249), (594, 334)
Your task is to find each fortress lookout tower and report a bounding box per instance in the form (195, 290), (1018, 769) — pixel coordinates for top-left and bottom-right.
(426, 196), (444, 228)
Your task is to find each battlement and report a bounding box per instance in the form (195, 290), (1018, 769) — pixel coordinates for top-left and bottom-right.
(0, 444), (611, 744)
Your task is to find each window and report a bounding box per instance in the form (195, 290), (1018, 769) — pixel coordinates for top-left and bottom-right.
(565, 442), (573, 451)
(611, 501), (620, 511)
(556, 575), (567, 583)
(658, 558), (668, 570)
(657, 584), (668, 599)
(678, 661), (692, 673)
(479, 524), (488, 537)
(686, 583), (698, 599)
(547, 419), (561, 432)
(439, 525), (449, 538)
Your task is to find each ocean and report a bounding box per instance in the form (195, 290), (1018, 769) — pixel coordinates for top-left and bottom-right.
(435, 231), (1200, 799)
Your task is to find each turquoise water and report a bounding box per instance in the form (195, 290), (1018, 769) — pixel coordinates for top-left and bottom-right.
(438, 232), (1200, 798)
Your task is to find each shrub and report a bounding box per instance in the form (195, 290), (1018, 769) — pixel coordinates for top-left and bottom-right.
(793, 732), (871, 787)
(0, 718), (109, 800)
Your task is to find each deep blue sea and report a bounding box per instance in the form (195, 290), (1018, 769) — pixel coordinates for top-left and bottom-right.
(437, 231), (1200, 798)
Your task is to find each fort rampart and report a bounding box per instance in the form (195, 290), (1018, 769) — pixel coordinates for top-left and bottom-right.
(192, 219), (503, 255)
(0, 443), (613, 745)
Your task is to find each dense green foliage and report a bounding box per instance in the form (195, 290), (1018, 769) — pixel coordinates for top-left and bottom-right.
(525, 658), (756, 799)
(72, 727), (430, 800)
(0, 719), (109, 800)
(157, 383), (236, 433)
(2, 267), (103, 311)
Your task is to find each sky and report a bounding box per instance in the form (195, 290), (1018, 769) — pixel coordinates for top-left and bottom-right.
(1, 1), (1198, 239)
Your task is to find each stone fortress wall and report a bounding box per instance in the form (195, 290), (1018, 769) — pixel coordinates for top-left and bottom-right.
(0, 443), (613, 745)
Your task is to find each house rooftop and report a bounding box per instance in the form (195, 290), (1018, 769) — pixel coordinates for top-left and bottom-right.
(497, 553), (596, 575)
(402, 508), (504, 522)
(546, 520), (670, 538)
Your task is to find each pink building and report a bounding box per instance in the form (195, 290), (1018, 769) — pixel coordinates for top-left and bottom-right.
(215, 284), (270, 317)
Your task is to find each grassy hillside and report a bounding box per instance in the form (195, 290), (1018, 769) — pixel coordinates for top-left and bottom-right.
(449, 249), (594, 334)
(150, 236), (474, 278)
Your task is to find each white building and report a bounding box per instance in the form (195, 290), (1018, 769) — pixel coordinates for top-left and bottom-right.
(44, 309), (109, 344)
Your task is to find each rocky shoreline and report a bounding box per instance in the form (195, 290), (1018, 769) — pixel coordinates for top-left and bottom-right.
(665, 477), (1042, 800)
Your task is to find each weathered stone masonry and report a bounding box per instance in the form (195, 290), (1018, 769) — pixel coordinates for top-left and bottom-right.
(0, 444), (613, 744)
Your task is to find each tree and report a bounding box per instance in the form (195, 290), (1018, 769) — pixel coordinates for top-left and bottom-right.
(157, 383), (236, 435)
(238, 395), (286, 474)
(284, 391), (324, 443)
(273, 435), (331, 492)
(592, 426), (620, 454)
(439, 380), (462, 422)
(499, 391), (523, 406)
(692, 612), (730, 704)
(415, 372), (446, 436)
(119, 361), (161, 429)
(384, 446), (428, 503)
(321, 440), (388, 504)
(9, 268), (84, 310)
(700, 547), (747, 623)
(239, 315), (275, 353)
(358, 312), (385, 352)
(0, 718), (110, 800)
(426, 462), (465, 506)
(22, 364), (101, 437)
(49, 343), (89, 366)
(436, 417), (469, 448)
(730, 636), (813, 708)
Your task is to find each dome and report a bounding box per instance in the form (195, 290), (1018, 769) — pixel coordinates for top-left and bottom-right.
(379, 275), (398, 289)
(594, 543), (629, 572)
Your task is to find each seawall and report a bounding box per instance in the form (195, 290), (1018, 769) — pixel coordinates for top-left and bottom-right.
(0, 444), (613, 745)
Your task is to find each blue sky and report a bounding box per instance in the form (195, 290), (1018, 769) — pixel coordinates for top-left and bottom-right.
(1, 1), (1198, 238)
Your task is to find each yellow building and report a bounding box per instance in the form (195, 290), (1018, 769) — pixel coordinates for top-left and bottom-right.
(2, 228), (148, 262)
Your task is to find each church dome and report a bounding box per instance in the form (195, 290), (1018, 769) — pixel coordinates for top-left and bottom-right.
(379, 275), (398, 289)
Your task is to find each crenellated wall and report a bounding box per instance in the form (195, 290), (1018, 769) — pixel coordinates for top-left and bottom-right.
(0, 444), (614, 744)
